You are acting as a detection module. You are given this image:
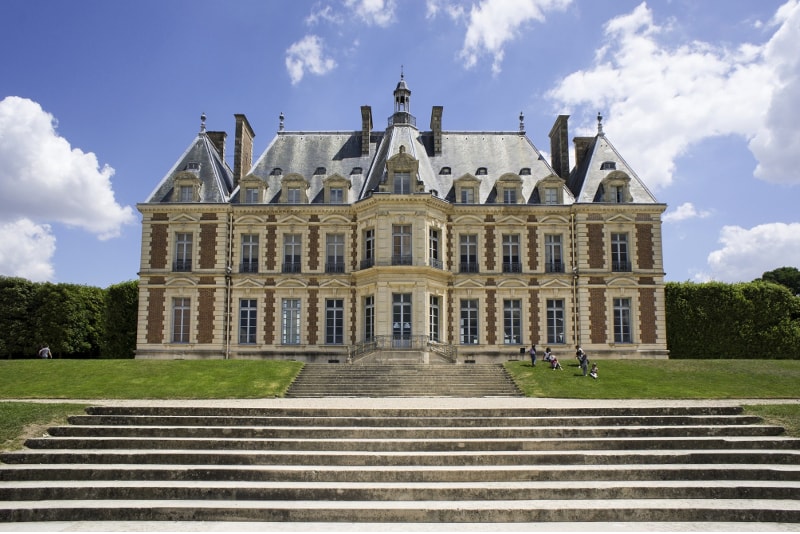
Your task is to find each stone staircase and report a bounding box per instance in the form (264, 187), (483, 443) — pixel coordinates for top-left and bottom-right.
(285, 363), (523, 397)
(1, 405), (799, 524)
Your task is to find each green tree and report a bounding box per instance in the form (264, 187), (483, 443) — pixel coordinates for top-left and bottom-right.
(101, 280), (138, 358)
(760, 267), (800, 296)
(31, 283), (105, 358)
(0, 277), (37, 358)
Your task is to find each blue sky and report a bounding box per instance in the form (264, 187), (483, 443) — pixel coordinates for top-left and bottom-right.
(1, 0), (799, 287)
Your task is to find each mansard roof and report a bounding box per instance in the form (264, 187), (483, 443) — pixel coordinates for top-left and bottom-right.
(567, 133), (657, 204)
(145, 131), (234, 204)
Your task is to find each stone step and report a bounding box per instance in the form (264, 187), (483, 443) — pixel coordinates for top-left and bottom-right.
(2, 480), (800, 501)
(19, 435), (800, 452)
(2, 404), (798, 525)
(2, 498), (800, 523)
(3, 463), (800, 482)
(3, 449), (798, 466)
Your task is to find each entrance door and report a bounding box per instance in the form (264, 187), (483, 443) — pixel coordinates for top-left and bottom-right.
(392, 293), (412, 348)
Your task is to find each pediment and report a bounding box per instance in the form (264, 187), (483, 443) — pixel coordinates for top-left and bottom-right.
(497, 172), (522, 184)
(282, 173), (309, 187)
(235, 214), (265, 225)
(277, 214), (309, 225)
(275, 278), (308, 289)
(607, 213), (635, 223)
(323, 173), (350, 187)
(496, 278), (528, 288)
(455, 173), (480, 184)
(453, 278), (484, 289)
(607, 276), (637, 287)
(164, 276), (197, 287)
(319, 278), (350, 289)
(319, 214), (352, 225)
(233, 278), (263, 289)
(539, 278), (572, 289)
(170, 213), (199, 223)
(495, 215), (527, 226)
(451, 214), (485, 225)
(537, 173), (565, 185)
(539, 214), (571, 224)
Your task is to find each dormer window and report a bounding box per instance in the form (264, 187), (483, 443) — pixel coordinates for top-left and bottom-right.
(536, 173), (565, 205)
(600, 161), (616, 170)
(384, 144), (421, 194)
(351, 167), (363, 175)
(329, 188), (344, 204)
(602, 172), (631, 203)
(280, 173), (309, 203)
(496, 172), (522, 205)
(461, 187), (475, 203)
(244, 187), (259, 203)
(173, 170), (201, 202)
(394, 172), (411, 194)
(455, 173), (481, 204)
(544, 187), (559, 205)
(314, 166), (326, 175)
(239, 174), (266, 205)
(519, 167), (531, 175)
(476, 167), (488, 176)
(323, 173), (351, 204)
(185, 162), (201, 172)
(271, 167), (283, 176)
(440, 167), (451, 175)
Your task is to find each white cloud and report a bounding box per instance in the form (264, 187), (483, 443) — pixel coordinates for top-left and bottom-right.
(285, 35), (337, 85)
(0, 219), (56, 282)
(547, 1), (800, 189)
(305, 4), (344, 26)
(663, 202), (712, 223)
(706, 222), (800, 282)
(0, 96), (136, 240)
(749, 0), (800, 184)
(457, 0), (572, 74)
(344, 0), (397, 27)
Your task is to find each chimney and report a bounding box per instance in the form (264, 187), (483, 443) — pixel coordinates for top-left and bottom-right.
(233, 114), (255, 186)
(548, 115), (570, 179)
(206, 131), (227, 162)
(360, 106), (372, 155)
(430, 106), (443, 155)
(573, 137), (593, 172)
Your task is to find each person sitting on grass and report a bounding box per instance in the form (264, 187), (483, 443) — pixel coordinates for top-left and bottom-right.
(550, 355), (563, 370)
(543, 347), (553, 363)
(590, 362), (598, 379)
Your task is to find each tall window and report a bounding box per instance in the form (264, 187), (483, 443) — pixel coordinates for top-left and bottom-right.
(429, 228), (441, 269)
(611, 233), (630, 271)
(171, 297), (191, 343)
(429, 295), (440, 342)
(392, 293), (412, 348)
(244, 187), (259, 203)
(394, 172), (411, 194)
(239, 299), (257, 344)
(460, 299), (479, 344)
(174, 233), (192, 272)
(329, 187), (344, 204)
(544, 188), (559, 205)
(502, 234), (521, 273)
(503, 299), (522, 344)
(179, 185), (194, 202)
(609, 184), (625, 203)
(325, 299), (344, 344)
(287, 188), (302, 204)
(546, 299), (565, 344)
(240, 234), (259, 273)
(392, 224), (412, 265)
(460, 234), (478, 273)
(326, 234), (345, 273)
(614, 298), (632, 343)
(281, 299), (301, 344)
(460, 187), (475, 203)
(362, 228), (375, 269)
(545, 234), (563, 273)
(503, 188), (517, 204)
(283, 234), (302, 273)
(364, 295), (374, 342)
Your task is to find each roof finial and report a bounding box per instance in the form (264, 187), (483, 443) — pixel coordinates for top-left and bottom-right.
(400, 65), (404, 80)
(519, 111), (525, 133)
(279, 111), (285, 132)
(200, 112), (206, 133)
(597, 111), (604, 136)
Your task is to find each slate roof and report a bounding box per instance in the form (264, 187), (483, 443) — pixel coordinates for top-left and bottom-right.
(145, 132), (234, 204)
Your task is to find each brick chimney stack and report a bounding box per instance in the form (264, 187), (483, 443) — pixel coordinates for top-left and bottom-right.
(206, 131), (227, 162)
(233, 114), (255, 186)
(360, 106), (372, 155)
(548, 115), (570, 179)
(430, 106), (443, 155)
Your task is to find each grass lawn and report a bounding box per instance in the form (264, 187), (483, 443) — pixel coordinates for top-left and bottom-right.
(0, 359), (303, 399)
(0, 359), (798, 452)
